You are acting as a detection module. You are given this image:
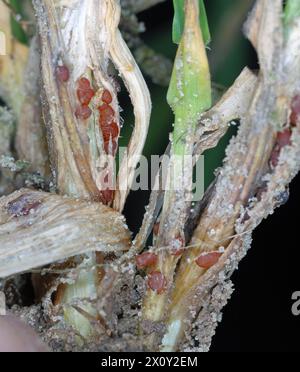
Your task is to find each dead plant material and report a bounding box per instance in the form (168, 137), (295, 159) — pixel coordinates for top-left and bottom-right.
(0, 189), (131, 278)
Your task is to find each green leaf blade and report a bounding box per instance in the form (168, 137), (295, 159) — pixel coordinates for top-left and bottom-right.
(172, 0), (211, 45)
(9, 0), (29, 45)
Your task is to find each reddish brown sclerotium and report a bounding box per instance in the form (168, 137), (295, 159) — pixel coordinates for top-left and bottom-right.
(270, 128), (292, 167)
(195, 251), (222, 269)
(277, 128), (292, 148)
(75, 105), (92, 120)
(103, 139), (118, 155)
(77, 77), (95, 105)
(97, 89), (119, 155)
(153, 222), (160, 236)
(7, 194), (42, 217)
(100, 189), (114, 205)
(101, 122), (119, 143)
(147, 271), (167, 294)
(78, 77), (91, 89)
(136, 252), (158, 269)
(77, 88), (95, 106)
(102, 90), (113, 105)
(56, 65), (70, 83)
(99, 104), (115, 125)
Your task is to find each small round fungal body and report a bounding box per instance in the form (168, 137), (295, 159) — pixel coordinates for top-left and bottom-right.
(7, 194), (42, 217)
(56, 65), (70, 83)
(102, 90), (113, 105)
(195, 251), (222, 269)
(75, 77), (95, 120)
(78, 77), (92, 90)
(75, 105), (92, 120)
(100, 189), (114, 205)
(77, 87), (95, 106)
(98, 89), (119, 156)
(136, 252), (158, 269)
(270, 128), (292, 168)
(147, 271), (167, 294)
(99, 105), (115, 126)
(101, 122), (119, 143)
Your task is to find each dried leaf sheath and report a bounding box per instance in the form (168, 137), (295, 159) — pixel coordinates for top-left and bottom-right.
(194, 68), (258, 157)
(33, 0), (121, 200)
(0, 189), (131, 279)
(34, 0), (151, 207)
(32, 0), (147, 340)
(33, 0), (117, 338)
(106, 2), (152, 212)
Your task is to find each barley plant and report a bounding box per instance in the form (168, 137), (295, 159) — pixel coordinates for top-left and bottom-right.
(0, 0), (300, 352)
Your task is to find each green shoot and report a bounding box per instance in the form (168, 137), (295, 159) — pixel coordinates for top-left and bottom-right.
(172, 0), (211, 45)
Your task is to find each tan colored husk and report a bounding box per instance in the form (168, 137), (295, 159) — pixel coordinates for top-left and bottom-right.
(33, 0), (149, 341)
(34, 0), (151, 205)
(107, 2), (151, 212)
(34, 0), (118, 199)
(194, 67), (258, 157)
(0, 189), (131, 279)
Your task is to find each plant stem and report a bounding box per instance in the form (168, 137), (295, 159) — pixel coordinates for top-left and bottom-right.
(141, 0), (211, 348)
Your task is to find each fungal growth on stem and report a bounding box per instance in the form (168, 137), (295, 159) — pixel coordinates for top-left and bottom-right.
(32, 0), (150, 340)
(141, 0), (211, 347)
